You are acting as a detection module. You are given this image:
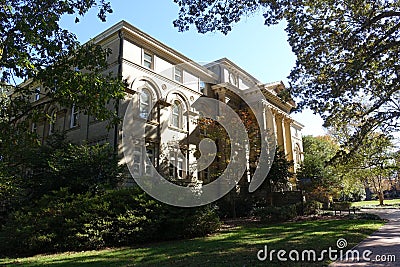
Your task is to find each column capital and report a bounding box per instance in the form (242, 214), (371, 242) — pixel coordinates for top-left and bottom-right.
(275, 113), (284, 120)
(284, 116), (293, 125)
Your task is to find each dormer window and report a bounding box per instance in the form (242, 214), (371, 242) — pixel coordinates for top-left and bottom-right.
(143, 52), (153, 69)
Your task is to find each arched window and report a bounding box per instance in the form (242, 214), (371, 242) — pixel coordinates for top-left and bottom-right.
(171, 100), (182, 128)
(139, 89), (151, 119)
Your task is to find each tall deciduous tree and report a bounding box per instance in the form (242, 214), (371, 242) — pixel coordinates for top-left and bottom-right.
(173, 0), (400, 151)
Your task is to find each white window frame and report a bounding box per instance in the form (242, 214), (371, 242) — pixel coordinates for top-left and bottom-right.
(139, 89), (151, 120)
(143, 51), (153, 69)
(70, 104), (79, 128)
(171, 100), (182, 129)
(169, 152), (185, 179)
(174, 67), (183, 83)
(132, 143), (156, 177)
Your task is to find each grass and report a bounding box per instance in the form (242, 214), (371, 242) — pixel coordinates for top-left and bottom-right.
(351, 198), (400, 208)
(0, 218), (384, 267)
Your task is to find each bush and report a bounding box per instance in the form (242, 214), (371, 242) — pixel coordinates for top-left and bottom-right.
(254, 204), (297, 222)
(0, 187), (220, 257)
(303, 200), (323, 215)
(158, 205), (220, 240)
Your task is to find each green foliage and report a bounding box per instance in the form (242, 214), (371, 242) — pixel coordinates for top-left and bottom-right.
(336, 134), (397, 205)
(173, 0), (400, 149)
(1, 0), (112, 83)
(157, 205), (221, 240)
(0, 187), (220, 257)
(339, 183), (366, 202)
(0, 137), (122, 225)
(263, 148), (294, 192)
(0, 1), (126, 179)
(297, 136), (341, 201)
(303, 200), (323, 215)
(253, 204), (298, 223)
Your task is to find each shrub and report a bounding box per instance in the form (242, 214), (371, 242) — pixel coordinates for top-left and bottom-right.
(157, 205), (221, 240)
(0, 187), (220, 257)
(303, 200), (323, 215)
(254, 204), (297, 222)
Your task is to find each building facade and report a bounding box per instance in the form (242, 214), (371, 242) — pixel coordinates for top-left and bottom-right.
(32, 21), (304, 188)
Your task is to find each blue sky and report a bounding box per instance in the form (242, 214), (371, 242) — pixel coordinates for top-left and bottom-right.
(60, 0), (326, 136)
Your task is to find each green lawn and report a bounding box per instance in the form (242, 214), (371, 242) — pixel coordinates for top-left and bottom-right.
(0, 218), (384, 267)
(352, 198), (400, 208)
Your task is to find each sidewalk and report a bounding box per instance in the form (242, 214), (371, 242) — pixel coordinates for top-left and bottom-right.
(330, 209), (400, 266)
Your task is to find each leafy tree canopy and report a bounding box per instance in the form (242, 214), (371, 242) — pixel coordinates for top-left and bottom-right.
(173, 0), (400, 149)
(297, 135), (341, 199)
(0, 0), (126, 165)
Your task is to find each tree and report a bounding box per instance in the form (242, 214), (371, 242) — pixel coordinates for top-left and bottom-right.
(0, 1), (126, 169)
(297, 135), (341, 204)
(340, 134), (398, 205)
(173, 0), (400, 151)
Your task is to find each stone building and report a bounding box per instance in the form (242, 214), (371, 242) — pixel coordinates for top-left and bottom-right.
(30, 21), (304, 188)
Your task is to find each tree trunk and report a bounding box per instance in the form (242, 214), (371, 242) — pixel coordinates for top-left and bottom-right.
(378, 191), (384, 206)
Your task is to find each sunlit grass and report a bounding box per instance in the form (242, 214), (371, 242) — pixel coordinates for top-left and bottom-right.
(352, 198), (400, 208)
(0, 219), (384, 266)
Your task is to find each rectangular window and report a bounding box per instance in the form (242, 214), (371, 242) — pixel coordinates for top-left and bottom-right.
(178, 160), (183, 178)
(133, 145), (142, 176)
(70, 104), (79, 128)
(174, 67), (183, 83)
(143, 52), (153, 69)
(34, 87), (40, 101)
(169, 156), (176, 178)
(32, 122), (37, 133)
(145, 147), (154, 176)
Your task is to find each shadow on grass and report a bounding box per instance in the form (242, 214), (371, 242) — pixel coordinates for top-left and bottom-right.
(0, 219), (384, 267)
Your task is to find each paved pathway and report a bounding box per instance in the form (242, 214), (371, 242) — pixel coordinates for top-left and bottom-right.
(330, 209), (400, 266)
